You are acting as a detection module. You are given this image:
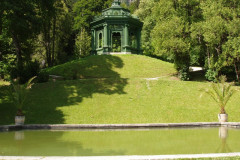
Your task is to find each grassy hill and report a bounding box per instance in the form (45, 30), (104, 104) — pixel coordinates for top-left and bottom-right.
(0, 54), (240, 125)
(45, 54), (176, 79)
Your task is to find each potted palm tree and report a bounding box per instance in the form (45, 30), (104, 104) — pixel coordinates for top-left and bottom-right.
(201, 75), (237, 122)
(9, 76), (36, 125)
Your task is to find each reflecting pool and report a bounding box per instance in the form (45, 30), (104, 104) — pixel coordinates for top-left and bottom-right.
(0, 127), (239, 156)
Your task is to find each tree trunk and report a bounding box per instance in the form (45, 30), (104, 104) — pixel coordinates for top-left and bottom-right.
(234, 61), (240, 83)
(80, 27), (83, 56)
(12, 33), (23, 71)
(52, 15), (56, 66)
(44, 21), (52, 67)
(220, 106), (226, 114)
(207, 47), (210, 67)
(0, 50), (3, 79)
(0, 12), (3, 79)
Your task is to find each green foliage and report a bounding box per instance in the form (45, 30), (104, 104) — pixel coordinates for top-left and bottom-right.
(2, 0), (40, 69)
(75, 28), (91, 58)
(201, 75), (238, 114)
(10, 61), (40, 84)
(191, 0), (240, 81)
(0, 54), (16, 79)
(223, 37), (240, 83)
(73, 0), (112, 31)
(37, 0), (75, 67)
(150, 0), (194, 80)
(135, 0), (156, 56)
(37, 71), (49, 83)
(134, 0), (240, 82)
(205, 69), (218, 82)
(8, 76), (36, 116)
(72, 0), (112, 60)
(128, 1), (139, 14)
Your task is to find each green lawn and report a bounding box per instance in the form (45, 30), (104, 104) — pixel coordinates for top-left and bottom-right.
(0, 55), (240, 125)
(45, 54), (176, 79)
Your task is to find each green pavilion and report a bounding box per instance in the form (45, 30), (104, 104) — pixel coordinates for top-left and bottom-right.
(90, 0), (143, 55)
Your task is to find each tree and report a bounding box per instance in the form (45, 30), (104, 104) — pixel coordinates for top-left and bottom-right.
(1, 0), (40, 82)
(75, 28), (91, 58)
(151, 0), (202, 80)
(73, 0), (111, 31)
(191, 0), (240, 81)
(37, 0), (75, 66)
(135, 0), (156, 56)
(73, 0), (112, 57)
(223, 37), (240, 83)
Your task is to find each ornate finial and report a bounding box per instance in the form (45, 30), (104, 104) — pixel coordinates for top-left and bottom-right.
(112, 0), (121, 6)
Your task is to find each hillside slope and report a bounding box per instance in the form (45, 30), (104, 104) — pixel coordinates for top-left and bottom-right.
(45, 55), (176, 79)
(1, 55), (240, 125)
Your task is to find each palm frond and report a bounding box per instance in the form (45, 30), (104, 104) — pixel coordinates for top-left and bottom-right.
(201, 75), (238, 114)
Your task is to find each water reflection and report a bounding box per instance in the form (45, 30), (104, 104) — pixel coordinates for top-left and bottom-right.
(217, 127), (232, 153)
(14, 131), (24, 141)
(0, 127), (240, 156)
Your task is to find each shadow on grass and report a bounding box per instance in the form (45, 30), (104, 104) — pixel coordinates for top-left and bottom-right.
(0, 55), (128, 125)
(47, 55), (126, 79)
(0, 85), (16, 125)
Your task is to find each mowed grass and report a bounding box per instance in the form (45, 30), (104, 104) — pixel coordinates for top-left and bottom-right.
(45, 54), (176, 79)
(0, 54), (240, 125)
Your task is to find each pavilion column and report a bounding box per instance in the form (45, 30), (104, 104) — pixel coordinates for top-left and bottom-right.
(103, 24), (109, 53)
(103, 24), (108, 48)
(91, 29), (96, 54)
(124, 24), (129, 47)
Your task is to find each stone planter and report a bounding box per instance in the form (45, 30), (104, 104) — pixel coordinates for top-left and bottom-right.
(15, 116), (25, 125)
(218, 114), (228, 122)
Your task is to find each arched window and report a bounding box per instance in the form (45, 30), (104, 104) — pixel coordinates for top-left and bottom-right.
(98, 33), (102, 48)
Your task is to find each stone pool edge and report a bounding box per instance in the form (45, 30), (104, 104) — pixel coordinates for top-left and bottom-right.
(1, 153), (240, 160)
(0, 122), (240, 131)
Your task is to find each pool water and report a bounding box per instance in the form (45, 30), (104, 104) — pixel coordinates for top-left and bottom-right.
(0, 127), (239, 156)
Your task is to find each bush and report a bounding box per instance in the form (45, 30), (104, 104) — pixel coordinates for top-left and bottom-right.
(179, 68), (190, 81)
(205, 69), (217, 82)
(37, 71), (49, 83)
(10, 61), (40, 84)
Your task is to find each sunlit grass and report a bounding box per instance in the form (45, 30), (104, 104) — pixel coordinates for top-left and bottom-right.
(45, 54), (176, 79)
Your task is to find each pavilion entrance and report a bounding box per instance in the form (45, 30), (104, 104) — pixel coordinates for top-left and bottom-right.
(112, 32), (122, 52)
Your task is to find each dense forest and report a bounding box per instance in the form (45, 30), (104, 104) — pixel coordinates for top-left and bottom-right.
(136, 0), (240, 82)
(0, 0), (239, 83)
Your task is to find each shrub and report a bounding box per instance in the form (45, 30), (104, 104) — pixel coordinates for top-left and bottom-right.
(205, 69), (217, 82)
(10, 61), (40, 84)
(37, 71), (49, 83)
(8, 76), (36, 116)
